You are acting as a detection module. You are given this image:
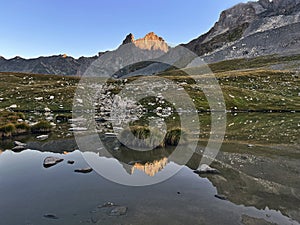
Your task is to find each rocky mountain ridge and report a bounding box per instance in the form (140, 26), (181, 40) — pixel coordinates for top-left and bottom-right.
(183, 0), (300, 62)
(2, 0), (300, 75)
(0, 32), (169, 76)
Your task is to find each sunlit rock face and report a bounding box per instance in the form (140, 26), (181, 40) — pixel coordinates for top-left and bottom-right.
(122, 32), (169, 53)
(131, 157), (168, 177)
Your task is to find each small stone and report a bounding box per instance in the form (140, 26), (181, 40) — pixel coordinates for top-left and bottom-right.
(43, 214), (58, 219)
(43, 157), (63, 168)
(74, 167), (93, 173)
(67, 160), (75, 164)
(12, 145), (26, 152)
(98, 202), (115, 208)
(109, 206), (127, 216)
(194, 164), (220, 174)
(36, 135), (49, 141)
(214, 194), (227, 200)
(14, 141), (26, 147)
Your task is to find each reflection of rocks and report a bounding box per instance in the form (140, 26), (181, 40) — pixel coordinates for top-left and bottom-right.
(241, 215), (277, 225)
(131, 157), (168, 177)
(198, 159), (300, 222)
(26, 138), (78, 153)
(12, 145), (26, 152)
(43, 157), (63, 168)
(14, 141), (26, 147)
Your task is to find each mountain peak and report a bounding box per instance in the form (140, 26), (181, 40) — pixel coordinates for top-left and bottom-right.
(122, 33), (135, 45)
(143, 32), (164, 41)
(121, 32), (169, 52)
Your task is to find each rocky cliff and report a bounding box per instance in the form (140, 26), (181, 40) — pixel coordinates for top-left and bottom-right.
(183, 0), (300, 62)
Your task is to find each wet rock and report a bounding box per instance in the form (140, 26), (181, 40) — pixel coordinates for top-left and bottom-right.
(67, 160), (75, 164)
(12, 145), (26, 152)
(194, 164), (220, 174)
(36, 135), (49, 141)
(74, 167), (93, 173)
(98, 202), (115, 208)
(43, 214), (58, 219)
(214, 194), (227, 200)
(43, 157), (64, 168)
(109, 206), (127, 216)
(14, 141), (26, 147)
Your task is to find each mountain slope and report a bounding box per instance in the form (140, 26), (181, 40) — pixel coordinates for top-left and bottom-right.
(0, 32), (168, 76)
(183, 0), (300, 62)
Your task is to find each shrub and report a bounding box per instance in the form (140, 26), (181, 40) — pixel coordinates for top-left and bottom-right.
(31, 120), (52, 133)
(15, 122), (30, 131)
(0, 123), (16, 137)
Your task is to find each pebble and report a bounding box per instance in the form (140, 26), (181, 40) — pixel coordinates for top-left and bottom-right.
(109, 206), (127, 216)
(43, 214), (58, 219)
(74, 167), (93, 173)
(214, 194), (227, 200)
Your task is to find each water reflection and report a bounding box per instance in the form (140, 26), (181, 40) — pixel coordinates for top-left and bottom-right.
(131, 157), (168, 176)
(0, 113), (299, 224)
(0, 149), (298, 225)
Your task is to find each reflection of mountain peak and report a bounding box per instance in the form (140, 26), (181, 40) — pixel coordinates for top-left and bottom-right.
(131, 157), (168, 177)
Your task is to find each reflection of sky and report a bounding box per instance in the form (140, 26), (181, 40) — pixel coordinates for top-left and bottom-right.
(0, 149), (298, 225)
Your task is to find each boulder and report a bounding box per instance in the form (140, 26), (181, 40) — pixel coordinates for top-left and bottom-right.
(194, 164), (220, 174)
(43, 157), (63, 168)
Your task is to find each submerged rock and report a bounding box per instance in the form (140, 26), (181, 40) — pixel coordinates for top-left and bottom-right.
(43, 157), (64, 168)
(74, 167), (93, 173)
(194, 164), (220, 174)
(43, 214), (58, 219)
(109, 206), (127, 216)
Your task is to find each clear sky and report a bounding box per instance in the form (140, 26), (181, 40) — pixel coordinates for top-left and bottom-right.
(0, 0), (249, 59)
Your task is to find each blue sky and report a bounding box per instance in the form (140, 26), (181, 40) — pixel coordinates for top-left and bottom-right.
(0, 0), (249, 59)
